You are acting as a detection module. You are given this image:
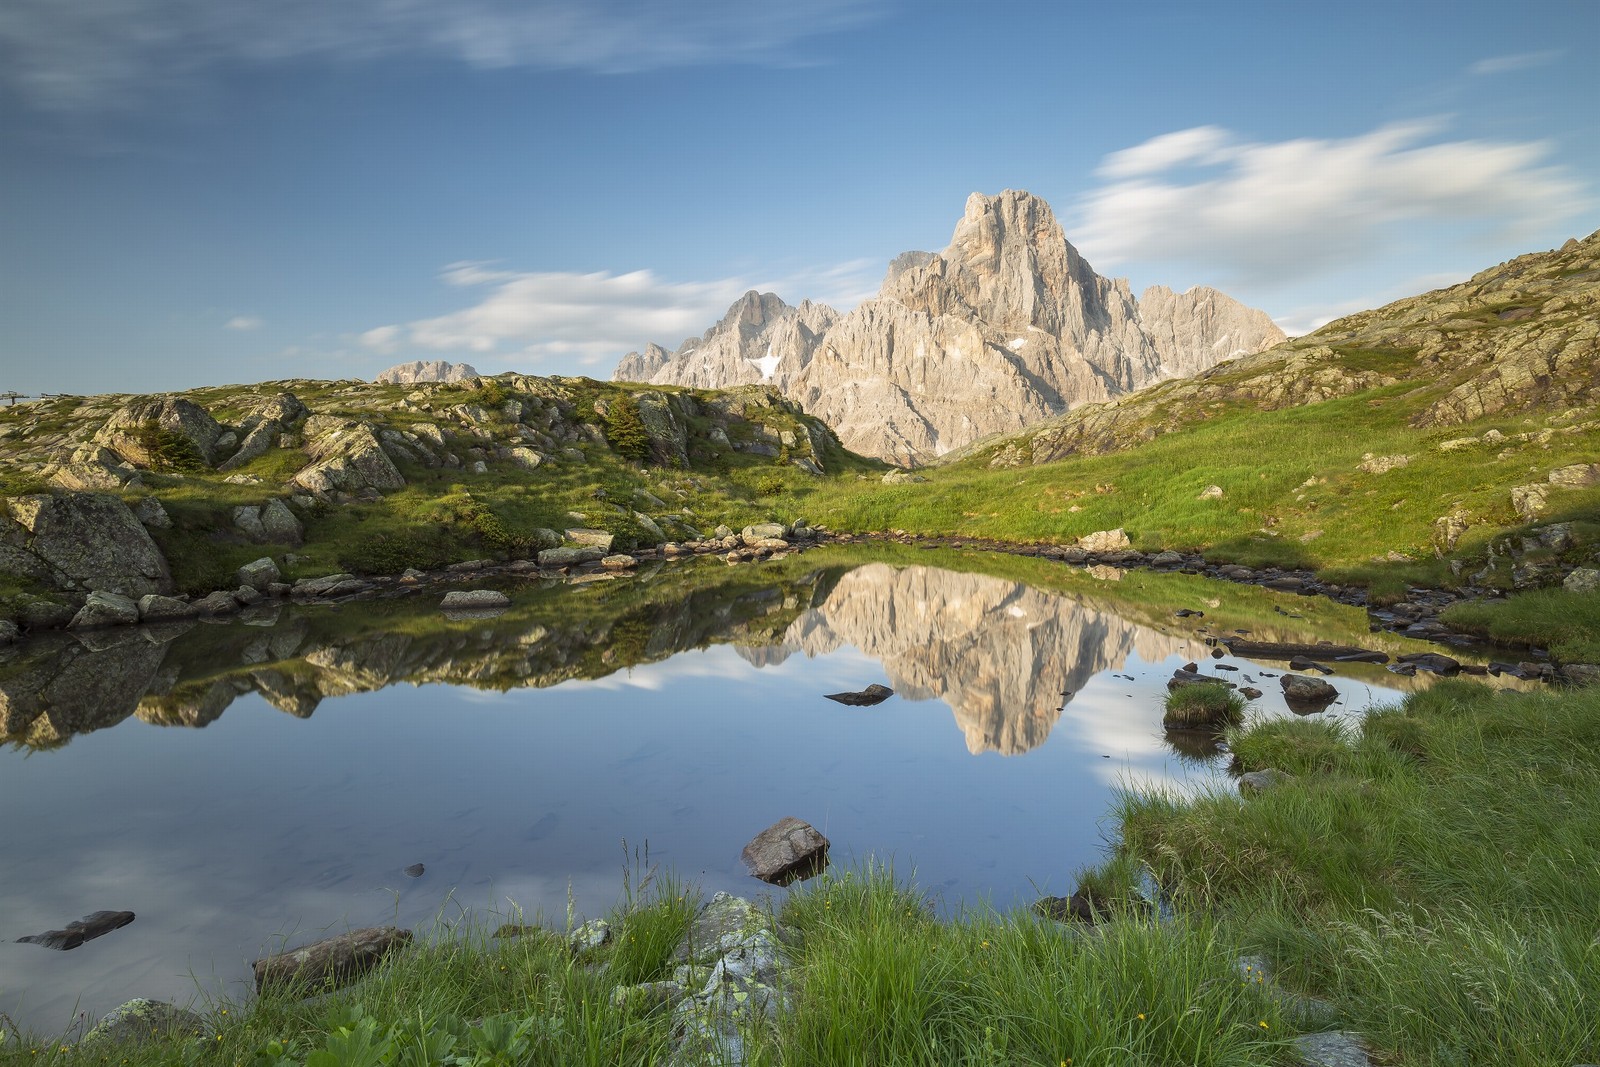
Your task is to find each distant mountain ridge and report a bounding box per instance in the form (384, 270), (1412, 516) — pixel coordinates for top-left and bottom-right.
(614, 190), (1284, 464)
(375, 360), (479, 384)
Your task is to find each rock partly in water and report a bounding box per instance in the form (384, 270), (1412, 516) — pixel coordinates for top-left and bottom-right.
(252, 926), (413, 994)
(237, 557), (282, 589)
(68, 591), (140, 630)
(1078, 528), (1131, 553)
(439, 590), (511, 610)
(1280, 674), (1338, 712)
(741, 817), (830, 886)
(823, 683), (894, 706)
(137, 594), (199, 621)
(5, 493), (173, 597)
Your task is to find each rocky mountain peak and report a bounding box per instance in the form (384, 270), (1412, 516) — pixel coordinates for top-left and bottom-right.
(375, 360), (479, 385)
(615, 190), (1284, 464)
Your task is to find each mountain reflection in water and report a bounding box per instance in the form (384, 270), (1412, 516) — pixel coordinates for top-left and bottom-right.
(1, 550), (1460, 1032)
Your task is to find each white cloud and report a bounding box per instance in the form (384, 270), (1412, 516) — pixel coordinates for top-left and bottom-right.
(1076, 120), (1589, 290)
(1470, 49), (1563, 76)
(224, 315), (262, 330)
(0, 0), (884, 111)
(364, 257), (882, 370)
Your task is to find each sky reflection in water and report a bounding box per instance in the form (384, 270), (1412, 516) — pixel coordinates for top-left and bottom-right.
(0, 557), (1410, 1032)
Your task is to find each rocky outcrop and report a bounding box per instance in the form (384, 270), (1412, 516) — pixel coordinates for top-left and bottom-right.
(616, 190), (1282, 463)
(375, 360), (479, 384)
(1, 492), (172, 597)
(291, 419), (406, 498)
(93, 396), (227, 467)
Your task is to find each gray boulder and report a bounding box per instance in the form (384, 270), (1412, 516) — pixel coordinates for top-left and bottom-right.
(1294, 1032), (1373, 1067)
(237, 557), (282, 589)
(69, 591), (140, 630)
(193, 590), (242, 615)
(1079, 528), (1131, 552)
(137, 594), (198, 620)
(1549, 463), (1600, 489)
(252, 926), (413, 994)
(258, 499), (304, 545)
(741, 817), (829, 886)
(6, 493), (172, 597)
(1239, 769), (1293, 796)
(292, 423), (405, 497)
(564, 527), (615, 551)
(600, 554), (638, 570)
(1281, 674), (1338, 710)
(742, 523), (788, 541)
(232, 504), (268, 541)
(133, 497), (172, 529)
(80, 999), (207, 1048)
(1564, 567), (1600, 594)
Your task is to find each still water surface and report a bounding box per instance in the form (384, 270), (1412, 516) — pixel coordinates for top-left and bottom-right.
(0, 551), (1423, 1032)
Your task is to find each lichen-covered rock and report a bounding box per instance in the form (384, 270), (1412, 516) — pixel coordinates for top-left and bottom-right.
(69, 591), (140, 630)
(1548, 463), (1600, 489)
(1079, 528), (1130, 552)
(741, 523), (787, 542)
(80, 998), (207, 1047)
(291, 573), (372, 598)
(292, 422), (405, 497)
(667, 893), (790, 1067)
(1563, 567), (1600, 594)
(237, 557), (282, 589)
(600, 554), (638, 570)
(252, 926), (412, 994)
(5, 493), (172, 597)
(259, 499), (304, 545)
(569, 918), (611, 957)
(1239, 768), (1293, 796)
(138, 594), (197, 620)
(564, 527), (615, 551)
(133, 496), (171, 529)
(95, 396), (226, 467)
(741, 817), (829, 886)
(1510, 484), (1550, 520)
(1294, 1032), (1374, 1067)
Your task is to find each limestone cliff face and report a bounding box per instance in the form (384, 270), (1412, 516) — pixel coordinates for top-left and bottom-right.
(614, 190), (1283, 464)
(747, 563), (1204, 755)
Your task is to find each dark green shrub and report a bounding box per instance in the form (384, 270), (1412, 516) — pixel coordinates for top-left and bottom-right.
(604, 394), (653, 464)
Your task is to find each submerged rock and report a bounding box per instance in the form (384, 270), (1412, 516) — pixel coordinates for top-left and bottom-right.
(741, 817), (830, 886)
(17, 910), (135, 951)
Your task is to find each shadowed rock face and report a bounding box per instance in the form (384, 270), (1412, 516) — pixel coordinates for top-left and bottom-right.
(743, 564), (1208, 755)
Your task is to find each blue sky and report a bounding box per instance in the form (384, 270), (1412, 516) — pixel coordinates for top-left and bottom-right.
(1, 0), (1596, 395)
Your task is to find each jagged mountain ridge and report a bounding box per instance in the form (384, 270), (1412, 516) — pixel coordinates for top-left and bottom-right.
(614, 190), (1284, 464)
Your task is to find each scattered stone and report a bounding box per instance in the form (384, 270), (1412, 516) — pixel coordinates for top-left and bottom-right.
(1288, 656), (1334, 675)
(742, 522), (788, 542)
(1564, 568), (1600, 594)
(600, 553), (639, 570)
(1035, 886), (1151, 925)
(80, 999), (207, 1048)
(1198, 484), (1225, 499)
(1358, 453), (1411, 474)
(193, 590), (242, 615)
(1240, 686), (1264, 699)
(881, 470), (927, 484)
(1149, 550), (1184, 567)
(403, 863), (425, 877)
(823, 683), (894, 706)
(68, 591), (140, 630)
(1561, 663), (1600, 687)
(1078, 528), (1131, 552)
(1511, 484), (1549, 520)
(17, 910), (135, 951)
(569, 919), (611, 957)
(1174, 608), (1205, 618)
(252, 926), (413, 994)
(741, 817), (830, 886)
(258, 499), (305, 545)
(1239, 769), (1293, 796)
(1548, 463), (1600, 489)
(292, 573), (372, 598)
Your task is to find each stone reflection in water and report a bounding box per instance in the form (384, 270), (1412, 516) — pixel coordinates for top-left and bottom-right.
(0, 565), (842, 750)
(740, 564), (1209, 755)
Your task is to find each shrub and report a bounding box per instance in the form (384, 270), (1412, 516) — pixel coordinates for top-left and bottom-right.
(604, 394), (653, 464)
(131, 420), (206, 472)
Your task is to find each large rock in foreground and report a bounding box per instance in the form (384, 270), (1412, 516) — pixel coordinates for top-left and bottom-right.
(3, 493), (172, 598)
(252, 926), (413, 994)
(80, 999), (207, 1047)
(741, 816), (829, 886)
